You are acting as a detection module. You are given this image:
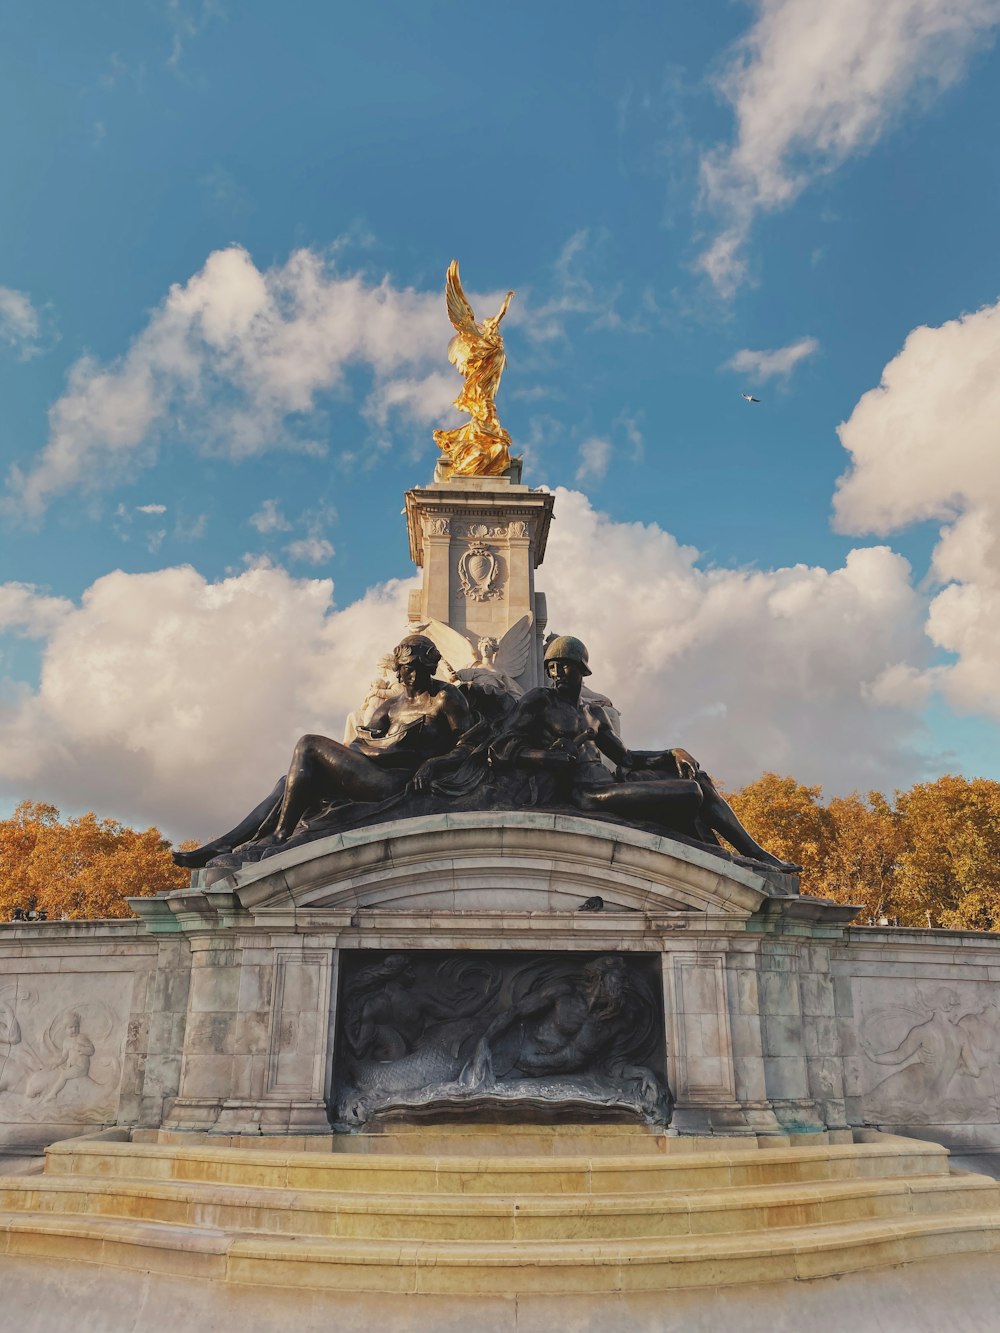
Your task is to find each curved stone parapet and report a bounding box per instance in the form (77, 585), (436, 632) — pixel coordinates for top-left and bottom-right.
(202, 812), (779, 922)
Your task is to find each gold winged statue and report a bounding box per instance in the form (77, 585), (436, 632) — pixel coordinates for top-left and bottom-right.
(433, 260), (515, 478)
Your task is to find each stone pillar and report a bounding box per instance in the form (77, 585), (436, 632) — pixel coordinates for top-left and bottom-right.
(756, 941), (826, 1132)
(244, 942), (336, 1133)
(136, 938), (192, 1128)
(165, 937), (244, 1130)
(722, 944), (785, 1135)
(404, 477), (555, 690)
(137, 885), (339, 1135)
(798, 944), (849, 1130)
(663, 948), (757, 1134)
(175, 939), (337, 1136)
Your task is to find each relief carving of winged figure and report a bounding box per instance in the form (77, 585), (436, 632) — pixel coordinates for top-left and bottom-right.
(433, 260), (515, 478)
(414, 614), (533, 699)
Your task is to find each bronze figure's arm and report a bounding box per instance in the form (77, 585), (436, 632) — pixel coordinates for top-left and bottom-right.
(490, 690), (562, 768)
(410, 683), (473, 791)
(589, 705), (632, 769)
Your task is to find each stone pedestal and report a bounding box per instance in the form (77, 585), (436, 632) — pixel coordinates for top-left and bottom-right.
(131, 814), (857, 1138)
(403, 476), (555, 690)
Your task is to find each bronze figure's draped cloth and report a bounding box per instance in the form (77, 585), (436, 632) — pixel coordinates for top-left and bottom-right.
(433, 260), (515, 478)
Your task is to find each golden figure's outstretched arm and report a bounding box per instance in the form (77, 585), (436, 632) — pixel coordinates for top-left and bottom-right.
(490, 289), (514, 329)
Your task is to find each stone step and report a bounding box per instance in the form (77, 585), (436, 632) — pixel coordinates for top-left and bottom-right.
(44, 1136), (952, 1196)
(1, 1170), (995, 1242)
(136, 1123), (730, 1158)
(135, 1124), (855, 1158)
(1, 1206), (999, 1294)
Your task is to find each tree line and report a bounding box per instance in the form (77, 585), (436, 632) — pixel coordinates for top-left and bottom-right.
(729, 773), (1000, 931)
(2, 774), (1000, 929)
(0, 801), (190, 920)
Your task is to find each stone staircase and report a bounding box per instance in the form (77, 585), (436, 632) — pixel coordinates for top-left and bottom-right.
(0, 1126), (999, 1296)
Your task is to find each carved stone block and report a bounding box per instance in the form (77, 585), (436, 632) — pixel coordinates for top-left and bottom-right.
(0, 971), (133, 1146)
(854, 977), (1000, 1129)
(266, 949), (334, 1100)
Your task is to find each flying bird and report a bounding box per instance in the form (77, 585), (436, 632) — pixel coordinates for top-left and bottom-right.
(741, 392), (761, 404)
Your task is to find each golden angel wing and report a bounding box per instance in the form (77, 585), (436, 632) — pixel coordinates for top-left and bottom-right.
(444, 260), (481, 339)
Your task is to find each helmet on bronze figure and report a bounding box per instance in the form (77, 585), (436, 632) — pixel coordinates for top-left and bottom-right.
(543, 634), (592, 676)
(392, 634), (441, 673)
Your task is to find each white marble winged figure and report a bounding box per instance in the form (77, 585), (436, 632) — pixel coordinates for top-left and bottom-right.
(413, 614), (534, 699)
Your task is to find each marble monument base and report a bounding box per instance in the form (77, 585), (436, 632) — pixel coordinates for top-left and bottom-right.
(127, 812), (854, 1139)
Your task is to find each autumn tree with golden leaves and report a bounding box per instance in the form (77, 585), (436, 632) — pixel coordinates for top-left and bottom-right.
(727, 773), (835, 886)
(5, 774), (1000, 930)
(0, 801), (190, 921)
(813, 792), (906, 924)
(892, 777), (1000, 931)
(729, 773), (1000, 932)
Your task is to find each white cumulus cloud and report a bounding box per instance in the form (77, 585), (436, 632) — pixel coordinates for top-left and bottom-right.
(0, 565), (415, 838)
(698, 0), (1000, 294)
(249, 499), (292, 534)
(575, 437), (613, 483)
(0, 287), (43, 358)
(286, 536), (335, 565)
(0, 491), (937, 839)
(3, 245), (455, 519)
(834, 296), (1000, 719)
(0, 583), (73, 638)
(365, 372), (458, 433)
(541, 489), (932, 794)
(3, 237), (628, 520)
(725, 336), (819, 382)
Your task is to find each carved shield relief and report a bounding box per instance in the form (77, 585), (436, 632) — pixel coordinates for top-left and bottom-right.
(458, 543), (504, 601)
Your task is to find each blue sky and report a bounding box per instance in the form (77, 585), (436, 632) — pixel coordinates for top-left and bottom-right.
(2, 1), (1000, 840)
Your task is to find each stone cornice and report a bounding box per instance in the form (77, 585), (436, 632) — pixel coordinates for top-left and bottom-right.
(404, 483), (555, 567)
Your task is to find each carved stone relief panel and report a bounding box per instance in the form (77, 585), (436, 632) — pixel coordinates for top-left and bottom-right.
(0, 971), (131, 1129)
(332, 949), (670, 1126)
(855, 978), (1000, 1126)
(423, 517), (450, 538)
(452, 521), (513, 540)
(265, 949), (333, 1099)
(664, 953), (737, 1104)
(457, 543), (505, 601)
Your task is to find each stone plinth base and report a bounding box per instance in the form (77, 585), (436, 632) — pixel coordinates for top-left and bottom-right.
(165, 1098), (332, 1136)
(133, 812), (857, 1140)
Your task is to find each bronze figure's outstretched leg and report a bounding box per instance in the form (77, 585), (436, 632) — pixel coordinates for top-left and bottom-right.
(273, 734), (408, 842)
(577, 773), (797, 870)
(574, 778), (703, 830)
(173, 777), (286, 869)
(693, 771), (795, 868)
(626, 746), (802, 871)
